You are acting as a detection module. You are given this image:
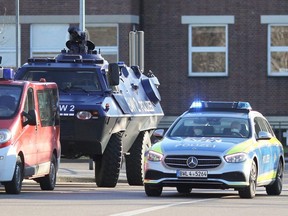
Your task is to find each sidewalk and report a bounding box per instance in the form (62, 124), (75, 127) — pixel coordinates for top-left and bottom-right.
(57, 157), (288, 183)
(57, 158), (127, 183)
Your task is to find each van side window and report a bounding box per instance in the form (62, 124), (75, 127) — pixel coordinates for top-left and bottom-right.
(24, 88), (35, 112)
(52, 88), (60, 126)
(37, 89), (59, 127)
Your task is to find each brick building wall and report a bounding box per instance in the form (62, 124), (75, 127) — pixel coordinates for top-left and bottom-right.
(141, 0), (288, 117)
(1, 0), (288, 119)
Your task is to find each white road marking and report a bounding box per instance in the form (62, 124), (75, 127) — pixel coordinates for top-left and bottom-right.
(110, 198), (217, 216)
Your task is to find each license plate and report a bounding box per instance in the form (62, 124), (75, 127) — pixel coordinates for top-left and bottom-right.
(177, 170), (208, 178)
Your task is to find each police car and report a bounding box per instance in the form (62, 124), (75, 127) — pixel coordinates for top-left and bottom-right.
(144, 101), (285, 198)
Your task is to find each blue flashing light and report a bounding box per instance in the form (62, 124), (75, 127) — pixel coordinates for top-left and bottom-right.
(237, 102), (252, 110)
(190, 101), (203, 109)
(0, 68), (14, 80)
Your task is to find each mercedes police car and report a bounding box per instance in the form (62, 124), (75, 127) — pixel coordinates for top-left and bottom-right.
(144, 101), (285, 198)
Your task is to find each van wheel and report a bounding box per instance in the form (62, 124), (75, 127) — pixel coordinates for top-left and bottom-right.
(4, 157), (23, 194)
(95, 132), (122, 187)
(39, 155), (57, 190)
(126, 131), (151, 186)
(266, 160), (283, 195)
(239, 160), (257, 198)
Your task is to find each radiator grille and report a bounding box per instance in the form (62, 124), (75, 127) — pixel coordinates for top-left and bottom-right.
(164, 155), (222, 169)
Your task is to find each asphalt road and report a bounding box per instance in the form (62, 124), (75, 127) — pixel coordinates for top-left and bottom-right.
(0, 181), (287, 216)
(0, 159), (287, 216)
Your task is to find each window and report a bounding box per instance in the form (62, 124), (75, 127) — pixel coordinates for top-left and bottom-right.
(168, 116), (249, 138)
(22, 69), (101, 92)
(182, 16), (234, 77)
(0, 85), (22, 118)
(30, 24), (69, 57)
(37, 89), (59, 127)
(189, 25), (228, 76)
(268, 25), (288, 76)
(0, 24), (17, 67)
(86, 25), (118, 63)
(23, 88), (35, 124)
(254, 117), (275, 136)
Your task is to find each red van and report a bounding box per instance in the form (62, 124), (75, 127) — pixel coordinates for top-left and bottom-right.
(0, 67), (61, 194)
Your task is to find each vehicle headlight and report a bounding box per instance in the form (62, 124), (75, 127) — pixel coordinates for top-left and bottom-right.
(146, 150), (163, 162)
(76, 111), (92, 120)
(224, 152), (248, 163)
(0, 129), (12, 144)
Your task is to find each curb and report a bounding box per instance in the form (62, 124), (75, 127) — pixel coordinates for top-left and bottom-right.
(56, 175), (128, 183)
(57, 176), (95, 183)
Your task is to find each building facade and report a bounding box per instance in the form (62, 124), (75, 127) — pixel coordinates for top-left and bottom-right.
(1, 0), (288, 142)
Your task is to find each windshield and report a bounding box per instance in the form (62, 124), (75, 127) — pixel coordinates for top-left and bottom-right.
(0, 85), (22, 118)
(21, 70), (101, 92)
(168, 116), (250, 138)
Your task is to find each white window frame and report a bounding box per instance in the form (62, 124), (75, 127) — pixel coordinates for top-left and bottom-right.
(181, 16), (234, 77)
(261, 15), (288, 76)
(188, 24), (228, 77)
(85, 24), (119, 62)
(267, 24), (288, 76)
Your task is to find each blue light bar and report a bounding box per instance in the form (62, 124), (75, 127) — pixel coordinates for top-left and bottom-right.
(189, 100), (252, 112)
(0, 68), (14, 80)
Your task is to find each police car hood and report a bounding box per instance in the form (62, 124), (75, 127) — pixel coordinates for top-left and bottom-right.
(157, 137), (249, 154)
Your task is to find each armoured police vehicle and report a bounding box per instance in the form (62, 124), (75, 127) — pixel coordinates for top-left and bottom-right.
(15, 27), (164, 187)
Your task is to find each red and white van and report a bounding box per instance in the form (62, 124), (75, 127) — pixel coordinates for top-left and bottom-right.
(0, 67), (61, 194)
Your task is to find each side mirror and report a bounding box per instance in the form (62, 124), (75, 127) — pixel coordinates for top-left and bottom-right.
(108, 63), (120, 86)
(257, 131), (272, 140)
(22, 109), (37, 127)
(151, 129), (165, 144)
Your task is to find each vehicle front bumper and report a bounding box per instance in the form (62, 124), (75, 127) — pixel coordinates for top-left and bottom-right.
(144, 158), (253, 189)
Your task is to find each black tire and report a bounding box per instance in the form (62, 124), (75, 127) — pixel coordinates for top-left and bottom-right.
(95, 132), (122, 187)
(126, 131), (151, 186)
(177, 186), (192, 194)
(145, 184), (163, 197)
(266, 160), (283, 195)
(239, 160), (257, 198)
(39, 154), (57, 190)
(4, 157), (23, 194)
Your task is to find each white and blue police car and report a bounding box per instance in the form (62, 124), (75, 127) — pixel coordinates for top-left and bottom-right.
(144, 101), (285, 198)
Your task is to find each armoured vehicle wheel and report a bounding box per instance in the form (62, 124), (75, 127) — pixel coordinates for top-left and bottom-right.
(4, 157), (23, 194)
(95, 132), (122, 187)
(126, 131), (151, 186)
(177, 186), (192, 194)
(39, 154), (57, 190)
(144, 184), (163, 197)
(239, 160), (257, 198)
(266, 160), (283, 195)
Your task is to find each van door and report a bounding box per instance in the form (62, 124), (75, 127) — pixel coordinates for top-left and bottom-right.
(21, 88), (38, 175)
(35, 88), (59, 174)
